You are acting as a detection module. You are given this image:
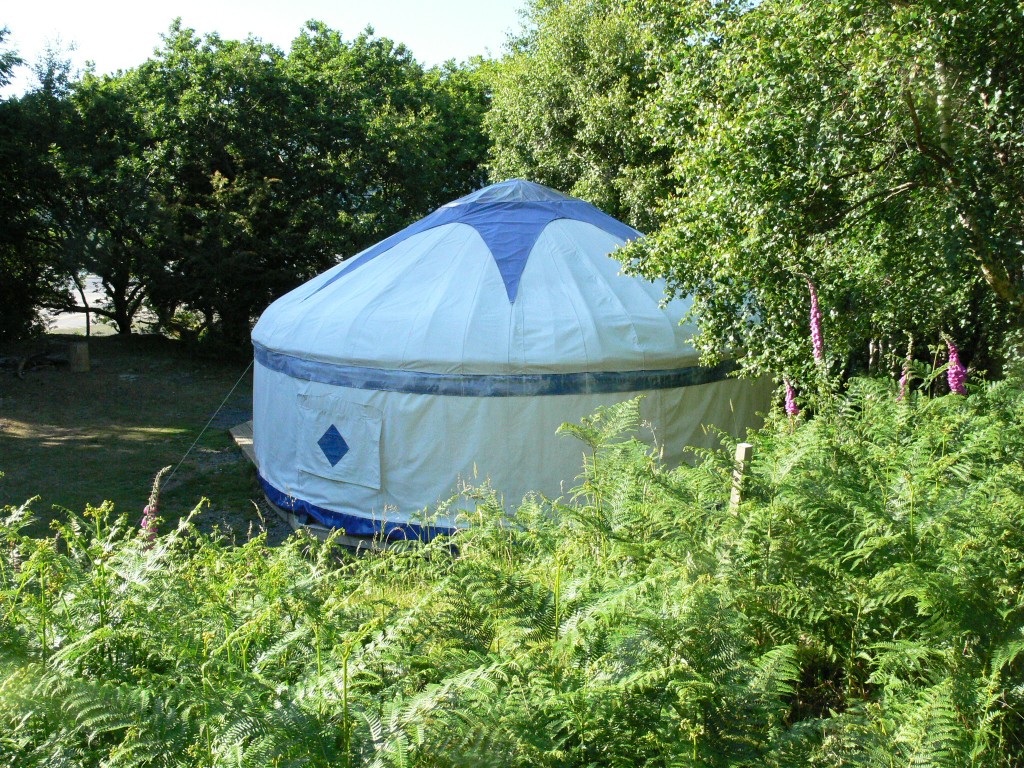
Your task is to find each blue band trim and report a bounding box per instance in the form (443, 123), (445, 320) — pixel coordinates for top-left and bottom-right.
(259, 474), (457, 541)
(254, 343), (736, 398)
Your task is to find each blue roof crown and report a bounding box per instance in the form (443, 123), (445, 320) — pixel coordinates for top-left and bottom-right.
(314, 179), (642, 303)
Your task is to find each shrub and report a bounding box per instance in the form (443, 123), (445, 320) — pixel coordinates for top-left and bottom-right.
(2, 376), (1023, 766)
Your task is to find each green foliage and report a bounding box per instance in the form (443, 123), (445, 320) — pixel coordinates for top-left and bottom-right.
(485, 0), (672, 231)
(491, 0), (1024, 379)
(120, 20), (488, 345)
(126, 22), (310, 343)
(143, 20), (492, 345)
(37, 71), (167, 335)
(625, 0), (1024, 381)
(0, 27), (19, 87)
(3, 379), (1024, 766)
(0, 19), (489, 344)
(0, 30), (70, 340)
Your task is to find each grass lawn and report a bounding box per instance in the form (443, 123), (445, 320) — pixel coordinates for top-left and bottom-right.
(0, 333), (290, 542)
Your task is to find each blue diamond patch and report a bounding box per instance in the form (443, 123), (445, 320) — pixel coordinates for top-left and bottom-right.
(317, 424), (349, 467)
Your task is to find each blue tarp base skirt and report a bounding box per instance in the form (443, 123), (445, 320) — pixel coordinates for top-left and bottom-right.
(259, 473), (458, 542)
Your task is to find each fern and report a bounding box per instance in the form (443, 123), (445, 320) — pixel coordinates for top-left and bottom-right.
(3, 376), (1024, 765)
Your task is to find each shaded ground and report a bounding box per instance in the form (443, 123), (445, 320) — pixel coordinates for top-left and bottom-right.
(0, 334), (291, 543)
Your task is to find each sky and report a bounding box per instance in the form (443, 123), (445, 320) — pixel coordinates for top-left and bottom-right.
(1, 0), (526, 96)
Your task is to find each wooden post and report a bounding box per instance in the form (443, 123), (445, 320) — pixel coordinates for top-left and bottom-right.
(729, 442), (753, 514)
(68, 341), (90, 373)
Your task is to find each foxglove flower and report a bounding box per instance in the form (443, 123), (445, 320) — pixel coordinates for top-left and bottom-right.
(897, 370), (909, 402)
(140, 504), (158, 544)
(808, 280), (824, 363)
(140, 465), (171, 545)
(784, 379), (799, 416)
(946, 339), (967, 395)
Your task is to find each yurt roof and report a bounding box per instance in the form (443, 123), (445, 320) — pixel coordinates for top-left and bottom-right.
(252, 179), (698, 377)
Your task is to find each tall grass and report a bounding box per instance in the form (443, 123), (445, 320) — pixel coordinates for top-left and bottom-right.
(2, 375), (1023, 767)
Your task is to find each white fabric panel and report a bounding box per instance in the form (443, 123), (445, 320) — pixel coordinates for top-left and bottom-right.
(514, 221), (699, 371)
(254, 363), (773, 527)
(254, 225), (493, 372)
(252, 220), (700, 375)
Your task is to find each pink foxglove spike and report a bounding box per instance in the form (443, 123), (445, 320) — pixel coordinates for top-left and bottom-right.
(946, 340), (967, 395)
(784, 379), (799, 416)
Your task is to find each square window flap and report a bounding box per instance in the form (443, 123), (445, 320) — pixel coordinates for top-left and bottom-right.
(297, 395), (382, 490)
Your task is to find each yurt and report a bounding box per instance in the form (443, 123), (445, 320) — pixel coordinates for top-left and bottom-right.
(252, 179), (772, 539)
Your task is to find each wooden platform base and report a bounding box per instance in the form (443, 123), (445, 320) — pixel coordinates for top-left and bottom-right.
(228, 421), (256, 464)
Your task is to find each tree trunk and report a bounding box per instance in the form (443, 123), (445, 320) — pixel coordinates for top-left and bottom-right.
(109, 286), (134, 335)
(71, 275), (92, 338)
(935, 58), (1024, 315)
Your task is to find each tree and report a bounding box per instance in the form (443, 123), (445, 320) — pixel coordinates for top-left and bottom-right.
(124, 23), (304, 344)
(284, 21), (489, 251)
(486, 0), (671, 231)
(0, 30), (71, 340)
(128, 20), (490, 345)
(624, 0), (1024, 379)
(2, 20), (490, 345)
(0, 26), (17, 83)
(491, 0), (1024, 381)
(39, 73), (168, 335)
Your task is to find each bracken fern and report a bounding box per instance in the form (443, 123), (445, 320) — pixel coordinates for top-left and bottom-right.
(1, 375), (1023, 766)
